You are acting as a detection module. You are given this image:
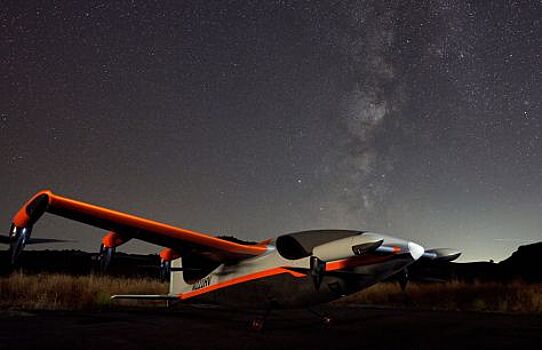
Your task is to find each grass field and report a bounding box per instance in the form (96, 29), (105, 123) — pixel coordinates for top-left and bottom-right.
(336, 280), (542, 314)
(1, 272), (541, 314)
(0, 272), (167, 310)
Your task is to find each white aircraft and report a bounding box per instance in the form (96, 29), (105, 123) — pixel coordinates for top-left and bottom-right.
(4, 190), (460, 330)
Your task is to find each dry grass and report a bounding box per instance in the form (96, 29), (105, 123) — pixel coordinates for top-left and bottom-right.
(0, 272), (167, 310)
(336, 281), (542, 314)
(2, 273), (542, 314)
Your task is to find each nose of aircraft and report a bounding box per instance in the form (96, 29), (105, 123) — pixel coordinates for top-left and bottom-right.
(408, 242), (425, 260)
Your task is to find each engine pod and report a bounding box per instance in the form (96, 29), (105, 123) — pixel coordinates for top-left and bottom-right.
(423, 248), (461, 262)
(312, 233), (384, 262)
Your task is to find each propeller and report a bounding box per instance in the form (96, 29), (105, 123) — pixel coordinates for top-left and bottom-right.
(2, 225), (76, 267)
(0, 236), (74, 245)
(6, 225), (31, 265)
(3, 193), (52, 266)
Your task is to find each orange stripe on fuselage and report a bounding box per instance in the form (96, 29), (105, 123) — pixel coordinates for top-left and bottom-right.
(178, 268), (306, 300)
(178, 252), (402, 300)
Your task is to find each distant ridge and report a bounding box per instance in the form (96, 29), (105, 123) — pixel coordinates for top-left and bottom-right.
(1, 242), (542, 282)
(499, 242), (542, 282)
(0, 249), (160, 278)
(408, 241), (542, 283)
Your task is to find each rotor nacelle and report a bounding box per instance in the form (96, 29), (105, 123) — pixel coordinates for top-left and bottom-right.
(159, 248), (181, 281)
(312, 234), (384, 262)
(309, 233), (384, 289)
(96, 231), (131, 272)
(7, 191), (50, 266)
(422, 248), (461, 262)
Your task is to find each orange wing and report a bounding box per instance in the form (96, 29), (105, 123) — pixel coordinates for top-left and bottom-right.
(11, 190), (267, 261)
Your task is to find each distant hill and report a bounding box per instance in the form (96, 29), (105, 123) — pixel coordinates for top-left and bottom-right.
(0, 250), (160, 278)
(499, 242), (542, 282)
(408, 241), (542, 283)
(1, 241), (541, 282)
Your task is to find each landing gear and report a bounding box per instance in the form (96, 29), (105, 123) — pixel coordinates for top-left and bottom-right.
(250, 317), (265, 332)
(97, 243), (115, 272)
(249, 307), (272, 332)
(308, 308), (333, 327)
(397, 268), (409, 291)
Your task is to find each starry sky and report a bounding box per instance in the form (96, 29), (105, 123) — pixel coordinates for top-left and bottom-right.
(1, 1), (541, 262)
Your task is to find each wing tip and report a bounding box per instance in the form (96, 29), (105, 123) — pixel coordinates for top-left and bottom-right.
(12, 189), (54, 227)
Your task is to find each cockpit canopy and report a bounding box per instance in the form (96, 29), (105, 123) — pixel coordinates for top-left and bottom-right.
(275, 230), (363, 260)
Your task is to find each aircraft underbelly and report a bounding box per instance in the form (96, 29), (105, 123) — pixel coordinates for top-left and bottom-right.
(184, 266), (399, 309)
(187, 274), (343, 308)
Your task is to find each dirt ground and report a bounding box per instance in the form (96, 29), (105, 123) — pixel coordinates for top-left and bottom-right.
(0, 305), (541, 349)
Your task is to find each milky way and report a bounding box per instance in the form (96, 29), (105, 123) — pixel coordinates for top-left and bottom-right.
(1, 1), (540, 261)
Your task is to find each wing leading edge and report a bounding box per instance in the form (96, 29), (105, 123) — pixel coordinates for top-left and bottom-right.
(9, 190), (268, 262)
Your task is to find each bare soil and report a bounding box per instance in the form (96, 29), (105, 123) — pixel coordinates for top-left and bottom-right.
(0, 305), (540, 349)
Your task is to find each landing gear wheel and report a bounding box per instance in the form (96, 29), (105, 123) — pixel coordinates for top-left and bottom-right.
(322, 316), (333, 326)
(307, 307), (333, 327)
(250, 317), (265, 332)
(249, 307), (271, 332)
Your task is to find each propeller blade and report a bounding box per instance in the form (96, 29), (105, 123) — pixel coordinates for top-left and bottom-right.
(1, 235), (74, 245)
(6, 225), (31, 265)
(28, 238), (75, 244)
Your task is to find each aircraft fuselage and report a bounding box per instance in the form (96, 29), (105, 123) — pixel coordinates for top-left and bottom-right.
(171, 232), (423, 309)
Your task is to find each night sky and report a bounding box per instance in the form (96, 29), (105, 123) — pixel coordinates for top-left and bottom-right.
(1, 1), (541, 261)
